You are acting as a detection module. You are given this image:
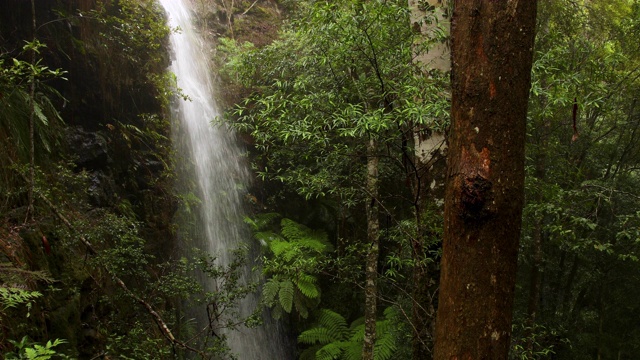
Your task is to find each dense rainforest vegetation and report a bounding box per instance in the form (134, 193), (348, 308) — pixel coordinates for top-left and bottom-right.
(1, 0), (639, 359)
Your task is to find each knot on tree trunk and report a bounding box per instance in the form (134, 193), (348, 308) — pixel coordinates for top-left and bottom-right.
(460, 174), (492, 222)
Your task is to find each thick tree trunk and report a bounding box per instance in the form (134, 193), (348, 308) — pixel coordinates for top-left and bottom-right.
(433, 1), (537, 359)
(362, 138), (380, 360)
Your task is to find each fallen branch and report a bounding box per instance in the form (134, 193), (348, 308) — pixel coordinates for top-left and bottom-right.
(241, 0), (260, 15)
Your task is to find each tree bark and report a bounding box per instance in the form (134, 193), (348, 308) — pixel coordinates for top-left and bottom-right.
(362, 138), (380, 360)
(526, 220), (543, 322)
(433, 1), (537, 359)
(408, 1), (450, 357)
(27, 0), (36, 222)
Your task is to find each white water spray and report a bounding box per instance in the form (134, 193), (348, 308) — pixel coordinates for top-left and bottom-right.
(159, 1), (291, 358)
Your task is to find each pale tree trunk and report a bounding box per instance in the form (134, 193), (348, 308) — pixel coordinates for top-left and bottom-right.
(408, 1), (450, 358)
(362, 138), (380, 360)
(433, 1), (537, 359)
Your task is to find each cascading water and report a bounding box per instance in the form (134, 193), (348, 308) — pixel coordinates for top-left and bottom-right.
(159, 1), (291, 358)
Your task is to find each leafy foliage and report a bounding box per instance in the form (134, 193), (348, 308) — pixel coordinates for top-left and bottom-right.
(221, 0), (448, 202)
(512, 0), (640, 358)
(298, 307), (398, 360)
(5, 337), (70, 360)
(248, 214), (332, 319)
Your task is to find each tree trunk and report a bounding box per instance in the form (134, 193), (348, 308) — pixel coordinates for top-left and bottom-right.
(433, 1), (537, 359)
(27, 0), (37, 222)
(527, 220), (543, 323)
(362, 138), (380, 360)
(408, 1), (450, 357)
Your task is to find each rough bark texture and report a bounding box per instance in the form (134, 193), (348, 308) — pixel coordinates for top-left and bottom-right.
(433, 1), (537, 359)
(362, 138), (380, 360)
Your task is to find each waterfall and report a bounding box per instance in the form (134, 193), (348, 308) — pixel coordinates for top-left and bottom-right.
(159, 1), (291, 358)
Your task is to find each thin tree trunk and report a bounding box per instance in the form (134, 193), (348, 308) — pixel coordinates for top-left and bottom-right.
(525, 220), (543, 353)
(433, 1), (537, 358)
(527, 221), (543, 323)
(27, 0), (37, 222)
(408, 1), (450, 357)
(560, 254), (579, 317)
(362, 138), (380, 360)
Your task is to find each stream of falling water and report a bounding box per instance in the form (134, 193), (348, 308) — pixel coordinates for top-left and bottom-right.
(159, 1), (291, 358)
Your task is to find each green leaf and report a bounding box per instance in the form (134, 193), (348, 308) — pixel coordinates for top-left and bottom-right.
(278, 279), (294, 313)
(296, 275), (320, 299)
(262, 278), (280, 304)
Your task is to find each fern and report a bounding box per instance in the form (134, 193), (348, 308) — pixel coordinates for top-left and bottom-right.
(244, 212), (281, 232)
(298, 307), (400, 360)
(300, 345), (324, 360)
(278, 279), (294, 313)
(296, 274), (320, 299)
(248, 214), (332, 318)
(0, 287), (42, 311)
(254, 231), (282, 246)
(280, 218), (309, 241)
(294, 294), (310, 319)
(374, 331), (396, 360)
(316, 342), (346, 360)
(317, 309), (349, 340)
(269, 239), (292, 257)
(262, 278), (280, 305)
(298, 237), (333, 253)
(342, 341), (362, 360)
(299, 327), (336, 345)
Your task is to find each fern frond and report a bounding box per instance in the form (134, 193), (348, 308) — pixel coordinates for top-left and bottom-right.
(245, 212), (281, 231)
(374, 331), (397, 360)
(262, 278), (280, 304)
(343, 341), (362, 360)
(298, 327), (335, 345)
(271, 303), (284, 320)
(254, 231), (282, 245)
(375, 319), (391, 336)
(318, 309), (349, 340)
(294, 294), (310, 319)
(382, 306), (398, 319)
(348, 322), (365, 342)
(296, 275), (320, 299)
(278, 279), (294, 313)
(299, 345), (324, 360)
(349, 317), (365, 331)
(298, 237), (332, 253)
(269, 239), (292, 257)
(280, 218), (311, 241)
(316, 342), (345, 360)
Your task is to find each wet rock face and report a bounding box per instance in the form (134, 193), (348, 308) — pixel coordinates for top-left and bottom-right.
(66, 126), (111, 170)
